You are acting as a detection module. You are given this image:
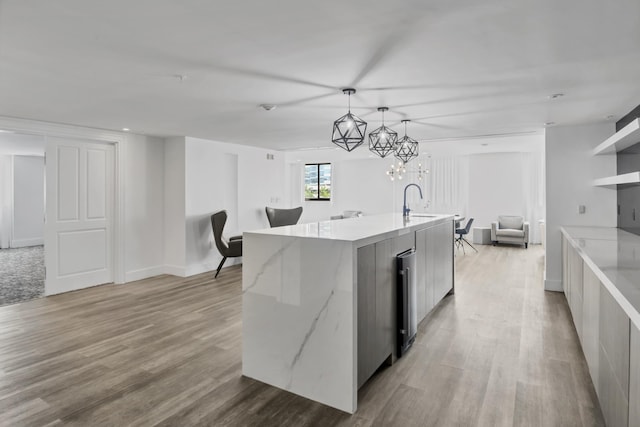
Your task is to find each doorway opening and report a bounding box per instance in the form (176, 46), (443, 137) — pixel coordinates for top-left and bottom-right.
(0, 131), (46, 306)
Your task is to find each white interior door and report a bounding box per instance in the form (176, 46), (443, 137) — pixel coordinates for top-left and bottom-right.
(45, 137), (114, 295)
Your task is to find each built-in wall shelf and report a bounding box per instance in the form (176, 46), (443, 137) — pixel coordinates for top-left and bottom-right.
(593, 118), (640, 155)
(593, 171), (640, 187)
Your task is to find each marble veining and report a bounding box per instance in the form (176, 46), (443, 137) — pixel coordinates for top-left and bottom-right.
(242, 213), (455, 413)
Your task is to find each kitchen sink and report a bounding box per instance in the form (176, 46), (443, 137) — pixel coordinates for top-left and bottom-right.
(410, 213), (438, 218)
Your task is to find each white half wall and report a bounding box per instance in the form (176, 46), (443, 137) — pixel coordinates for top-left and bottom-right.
(184, 137), (286, 277)
(163, 137), (186, 276)
(545, 123), (617, 291)
(12, 155), (44, 247)
(123, 134), (166, 282)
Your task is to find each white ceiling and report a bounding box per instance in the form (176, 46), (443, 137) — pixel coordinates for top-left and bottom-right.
(0, 0), (639, 151)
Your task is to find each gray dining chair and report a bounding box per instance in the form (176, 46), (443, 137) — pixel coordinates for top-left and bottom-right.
(265, 206), (303, 227)
(211, 210), (242, 278)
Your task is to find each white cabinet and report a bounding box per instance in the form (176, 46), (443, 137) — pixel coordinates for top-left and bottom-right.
(630, 322), (640, 427)
(562, 236), (584, 341)
(582, 264), (600, 391)
(598, 284), (630, 427)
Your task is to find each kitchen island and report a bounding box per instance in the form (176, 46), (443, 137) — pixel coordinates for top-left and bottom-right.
(242, 213), (455, 413)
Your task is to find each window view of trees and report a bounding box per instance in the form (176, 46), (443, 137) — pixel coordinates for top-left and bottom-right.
(305, 163), (331, 200)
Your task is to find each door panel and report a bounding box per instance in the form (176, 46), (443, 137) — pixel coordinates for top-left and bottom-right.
(57, 146), (79, 221)
(46, 138), (114, 295)
(58, 229), (107, 275)
(87, 149), (107, 219)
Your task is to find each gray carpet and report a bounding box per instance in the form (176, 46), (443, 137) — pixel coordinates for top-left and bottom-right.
(0, 246), (45, 307)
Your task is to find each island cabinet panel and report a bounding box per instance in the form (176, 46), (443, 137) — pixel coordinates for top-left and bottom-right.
(356, 237), (397, 388)
(416, 228), (435, 322)
(433, 221), (454, 302)
(598, 285), (630, 427)
(415, 221), (453, 325)
(374, 238), (395, 370)
(357, 243), (376, 388)
(630, 322), (640, 427)
(581, 264), (600, 391)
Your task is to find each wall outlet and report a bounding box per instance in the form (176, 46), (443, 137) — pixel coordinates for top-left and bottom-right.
(578, 205), (586, 214)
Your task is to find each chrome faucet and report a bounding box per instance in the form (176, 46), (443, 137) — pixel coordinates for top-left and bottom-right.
(403, 184), (423, 217)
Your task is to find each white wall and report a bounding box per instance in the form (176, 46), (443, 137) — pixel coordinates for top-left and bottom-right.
(284, 149), (411, 222)
(163, 137), (186, 276)
(11, 156), (44, 247)
(184, 137), (286, 276)
(468, 153), (524, 227)
(0, 155), (13, 248)
(465, 151), (545, 243)
(545, 123), (617, 291)
(123, 134), (166, 282)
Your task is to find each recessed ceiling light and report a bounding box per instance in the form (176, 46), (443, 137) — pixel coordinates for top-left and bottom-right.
(481, 143), (489, 146)
(605, 115), (616, 120)
(122, 128), (130, 132)
(549, 93), (564, 99)
(544, 122), (556, 126)
(260, 104), (277, 111)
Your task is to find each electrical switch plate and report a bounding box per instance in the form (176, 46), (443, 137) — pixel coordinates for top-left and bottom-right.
(578, 205), (586, 214)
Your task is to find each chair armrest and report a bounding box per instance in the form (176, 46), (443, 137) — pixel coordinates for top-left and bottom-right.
(523, 222), (530, 243)
(491, 222), (498, 241)
(230, 235), (243, 241)
(228, 238), (243, 256)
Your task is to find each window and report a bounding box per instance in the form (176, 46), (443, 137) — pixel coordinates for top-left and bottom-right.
(305, 163), (331, 201)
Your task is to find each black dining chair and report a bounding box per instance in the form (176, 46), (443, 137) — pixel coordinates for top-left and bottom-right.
(211, 210), (242, 278)
(265, 206), (303, 227)
(455, 218), (478, 254)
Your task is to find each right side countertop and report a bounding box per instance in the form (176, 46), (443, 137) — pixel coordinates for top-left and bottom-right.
(561, 226), (640, 328)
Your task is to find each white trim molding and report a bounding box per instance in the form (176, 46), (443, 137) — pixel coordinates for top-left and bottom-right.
(0, 116), (127, 285)
(10, 238), (44, 248)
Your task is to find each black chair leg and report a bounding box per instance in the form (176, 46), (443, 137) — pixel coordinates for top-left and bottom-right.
(461, 237), (478, 253)
(215, 256), (227, 278)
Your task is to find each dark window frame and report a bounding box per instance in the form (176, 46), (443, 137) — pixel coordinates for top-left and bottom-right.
(304, 163), (331, 201)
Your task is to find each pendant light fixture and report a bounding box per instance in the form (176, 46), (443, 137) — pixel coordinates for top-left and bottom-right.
(332, 88), (367, 152)
(369, 107), (398, 158)
(395, 119), (419, 163)
(385, 161), (406, 181)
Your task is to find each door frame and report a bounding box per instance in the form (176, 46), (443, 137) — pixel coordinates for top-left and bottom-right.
(0, 116), (126, 285)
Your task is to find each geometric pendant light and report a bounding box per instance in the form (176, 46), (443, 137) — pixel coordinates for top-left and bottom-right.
(394, 119), (419, 163)
(369, 107), (398, 158)
(331, 88), (367, 152)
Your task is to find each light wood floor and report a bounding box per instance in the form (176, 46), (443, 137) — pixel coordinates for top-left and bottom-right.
(0, 244), (604, 426)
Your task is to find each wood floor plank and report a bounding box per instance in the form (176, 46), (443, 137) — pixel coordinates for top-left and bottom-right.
(0, 245), (603, 426)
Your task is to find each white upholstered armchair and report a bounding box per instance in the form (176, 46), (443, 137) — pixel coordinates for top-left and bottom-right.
(491, 215), (529, 248)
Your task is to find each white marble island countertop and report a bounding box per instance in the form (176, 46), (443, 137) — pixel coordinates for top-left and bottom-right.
(561, 226), (640, 328)
(242, 212), (456, 413)
(244, 213), (454, 247)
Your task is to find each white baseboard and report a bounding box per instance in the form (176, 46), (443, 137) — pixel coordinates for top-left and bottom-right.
(11, 238), (43, 248)
(544, 278), (563, 292)
(163, 264), (187, 277)
(125, 265), (165, 283)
